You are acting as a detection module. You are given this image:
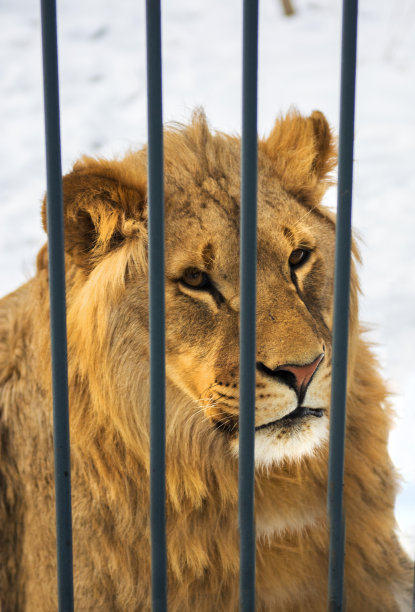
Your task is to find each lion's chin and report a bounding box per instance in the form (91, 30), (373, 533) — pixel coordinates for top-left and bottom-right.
(229, 415), (329, 468)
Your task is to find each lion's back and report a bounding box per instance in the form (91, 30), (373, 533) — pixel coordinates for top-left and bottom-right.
(0, 281), (57, 611)
(0, 287), (30, 609)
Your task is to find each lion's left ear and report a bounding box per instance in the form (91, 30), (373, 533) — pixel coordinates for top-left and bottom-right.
(260, 110), (337, 206)
(42, 156), (148, 272)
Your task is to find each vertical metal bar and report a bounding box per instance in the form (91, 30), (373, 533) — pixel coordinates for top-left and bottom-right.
(145, 1), (167, 610)
(239, 1), (259, 610)
(327, 0), (358, 610)
(40, 1), (74, 611)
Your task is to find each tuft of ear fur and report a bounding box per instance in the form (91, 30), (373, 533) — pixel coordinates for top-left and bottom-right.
(42, 157), (148, 271)
(260, 110), (337, 206)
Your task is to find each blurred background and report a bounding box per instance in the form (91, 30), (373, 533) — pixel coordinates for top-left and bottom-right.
(1, 0), (414, 556)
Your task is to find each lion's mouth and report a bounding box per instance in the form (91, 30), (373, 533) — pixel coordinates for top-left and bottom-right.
(213, 405), (324, 435)
(254, 405), (324, 432)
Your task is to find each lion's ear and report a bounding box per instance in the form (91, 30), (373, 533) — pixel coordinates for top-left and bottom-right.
(260, 110), (337, 206)
(42, 157), (147, 271)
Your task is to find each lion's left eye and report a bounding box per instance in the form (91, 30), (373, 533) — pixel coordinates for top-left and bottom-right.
(289, 249), (310, 268)
(181, 268), (210, 289)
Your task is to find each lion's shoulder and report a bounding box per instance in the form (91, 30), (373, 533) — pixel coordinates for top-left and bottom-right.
(0, 282), (35, 387)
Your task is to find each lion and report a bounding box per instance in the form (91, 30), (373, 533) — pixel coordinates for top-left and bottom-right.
(0, 110), (412, 611)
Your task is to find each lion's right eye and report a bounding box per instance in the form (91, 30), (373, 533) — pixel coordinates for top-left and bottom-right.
(289, 248), (311, 268)
(181, 268), (210, 290)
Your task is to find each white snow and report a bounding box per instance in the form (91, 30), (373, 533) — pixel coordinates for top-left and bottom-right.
(0, 0), (414, 557)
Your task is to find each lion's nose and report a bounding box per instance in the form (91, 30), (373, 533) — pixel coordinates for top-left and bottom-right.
(256, 353), (324, 403)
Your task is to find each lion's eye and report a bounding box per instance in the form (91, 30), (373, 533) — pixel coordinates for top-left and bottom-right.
(181, 267), (210, 289)
(289, 248), (310, 268)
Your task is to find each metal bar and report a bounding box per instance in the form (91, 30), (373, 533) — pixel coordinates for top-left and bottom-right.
(40, 1), (74, 611)
(238, 0), (259, 610)
(145, 1), (167, 610)
(327, 0), (359, 610)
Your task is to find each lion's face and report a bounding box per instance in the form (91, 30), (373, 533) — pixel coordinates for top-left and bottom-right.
(163, 151), (335, 466)
(57, 110), (346, 468)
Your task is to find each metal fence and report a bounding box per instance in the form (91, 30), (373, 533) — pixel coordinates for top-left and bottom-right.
(38, 0), (412, 611)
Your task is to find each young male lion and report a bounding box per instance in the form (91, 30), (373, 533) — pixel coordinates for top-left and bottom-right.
(0, 110), (412, 610)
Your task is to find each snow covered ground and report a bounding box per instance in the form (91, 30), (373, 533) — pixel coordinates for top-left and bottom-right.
(1, 0), (414, 557)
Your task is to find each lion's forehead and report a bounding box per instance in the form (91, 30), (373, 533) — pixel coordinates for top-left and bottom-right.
(164, 184), (334, 281)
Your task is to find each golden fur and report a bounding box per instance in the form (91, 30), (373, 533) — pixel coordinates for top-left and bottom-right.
(0, 110), (412, 610)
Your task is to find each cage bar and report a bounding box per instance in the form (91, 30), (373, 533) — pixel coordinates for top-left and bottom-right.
(145, 1), (167, 610)
(40, 1), (74, 610)
(327, 0), (359, 610)
(238, 0), (259, 610)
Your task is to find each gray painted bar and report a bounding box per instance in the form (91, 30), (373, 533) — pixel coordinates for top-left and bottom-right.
(327, 0), (358, 610)
(145, 1), (167, 610)
(40, 1), (74, 610)
(238, 0), (259, 610)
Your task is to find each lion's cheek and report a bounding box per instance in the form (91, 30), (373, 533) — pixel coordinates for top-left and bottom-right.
(165, 352), (214, 401)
